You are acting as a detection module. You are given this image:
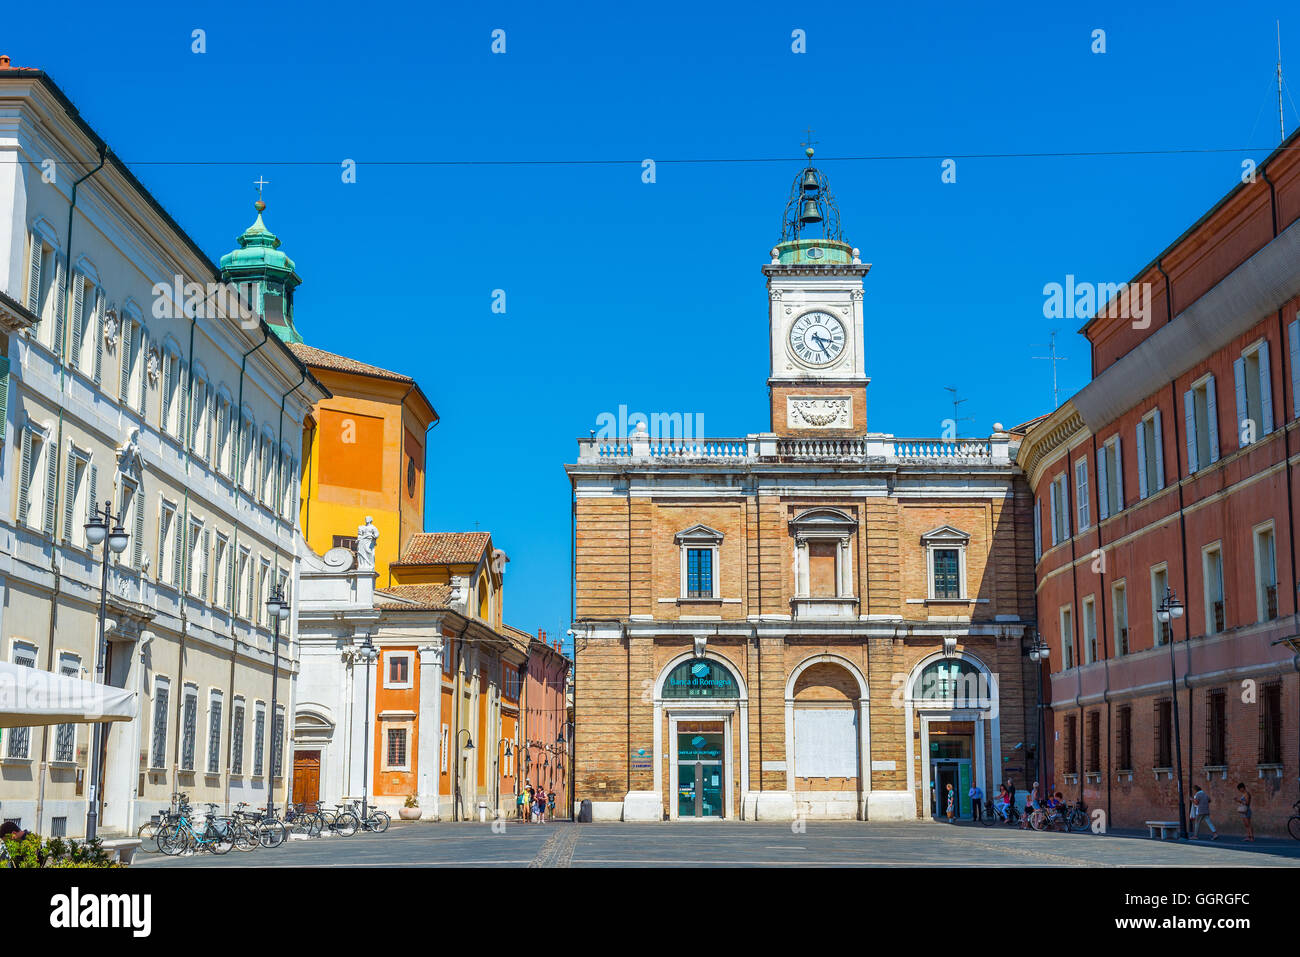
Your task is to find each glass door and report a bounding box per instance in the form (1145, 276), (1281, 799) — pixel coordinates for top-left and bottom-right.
(676, 726), (725, 818)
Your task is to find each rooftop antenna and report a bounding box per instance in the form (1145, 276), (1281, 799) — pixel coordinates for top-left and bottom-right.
(1279, 20), (1286, 143)
(1032, 331), (1069, 410)
(943, 386), (975, 439)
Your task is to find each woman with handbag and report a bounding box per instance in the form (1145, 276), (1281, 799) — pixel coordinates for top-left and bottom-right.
(1235, 783), (1254, 842)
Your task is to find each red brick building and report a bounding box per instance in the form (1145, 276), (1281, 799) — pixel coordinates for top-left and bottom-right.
(1018, 131), (1300, 835)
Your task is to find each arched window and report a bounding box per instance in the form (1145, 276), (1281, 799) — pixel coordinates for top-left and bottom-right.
(662, 658), (740, 699)
(914, 657), (989, 708)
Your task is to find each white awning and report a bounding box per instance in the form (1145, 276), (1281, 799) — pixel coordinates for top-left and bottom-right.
(0, 660), (137, 728)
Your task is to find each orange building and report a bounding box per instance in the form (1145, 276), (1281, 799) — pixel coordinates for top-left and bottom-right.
(293, 343), (438, 584)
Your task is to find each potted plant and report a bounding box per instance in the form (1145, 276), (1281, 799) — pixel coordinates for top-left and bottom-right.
(399, 794), (421, 820)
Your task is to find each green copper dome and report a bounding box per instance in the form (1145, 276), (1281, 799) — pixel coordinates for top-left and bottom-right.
(220, 199), (303, 344)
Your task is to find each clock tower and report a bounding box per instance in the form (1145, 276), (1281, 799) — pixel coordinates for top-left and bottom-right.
(764, 147), (870, 436)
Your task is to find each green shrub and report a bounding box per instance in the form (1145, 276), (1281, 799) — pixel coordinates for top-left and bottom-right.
(2, 832), (122, 868)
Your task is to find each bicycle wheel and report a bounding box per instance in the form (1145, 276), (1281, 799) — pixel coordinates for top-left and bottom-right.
(369, 810), (390, 833)
(1287, 816), (1300, 841)
(333, 812), (358, 837)
(259, 819), (287, 848)
(137, 821), (160, 847)
(208, 826), (234, 855)
(159, 824), (190, 856)
(1070, 809), (1090, 832)
(1029, 810), (1047, 831)
(233, 821), (261, 852)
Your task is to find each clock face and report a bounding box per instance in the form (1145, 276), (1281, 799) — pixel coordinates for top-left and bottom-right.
(788, 311), (846, 367)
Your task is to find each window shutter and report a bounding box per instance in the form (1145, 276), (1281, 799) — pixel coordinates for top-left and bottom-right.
(1153, 408), (1165, 490)
(1113, 438), (1124, 510)
(226, 547), (236, 611)
(136, 328), (149, 416)
(17, 429), (33, 526)
(0, 354), (8, 444)
(1184, 389), (1198, 473)
(132, 484), (145, 570)
(162, 356), (173, 433)
(1048, 479), (1059, 546)
(156, 509), (166, 581)
(1290, 320), (1300, 420)
(119, 319), (133, 403)
(1135, 420), (1148, 500)
(1259, 340), (1274, 434)
(1097, 449), (1109, 520)
(68, 274), (84, 366)
(62, 451), (77, 542)
(92, 290), (104, 384)
(1206, 374), (1220, 463)
(1234, 355), (1248, 445)
(42, 439), (58, 537)
(173, 513), (183, 587)
(52, 257), (65, 348)
(201, 528), (211, 599)
(86, 463), (98, 524)
(178, 360), (189, 443)
(26, 235), (42, 314)
(206, 390), (215, 464)
(1075, 459), (1089, 530)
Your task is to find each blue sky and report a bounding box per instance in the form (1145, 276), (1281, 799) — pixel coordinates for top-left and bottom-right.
(7, 2), (1298, 648)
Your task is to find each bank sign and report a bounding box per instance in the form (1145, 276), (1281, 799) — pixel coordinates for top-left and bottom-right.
(664, 660), (739, 698)
(678, 733), (724, 761)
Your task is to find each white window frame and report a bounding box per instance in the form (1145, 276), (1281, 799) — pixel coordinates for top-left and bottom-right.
(384, 650), (414, 690)
(1136, 407), (1165, 499)
(1253, 521), (1278, 623)
(674, 524), (723, 600)
(1111, 580), (1129, 657)
(149, 675), (171, 771)
(1097, 435), (1124, 519)
(1151, 563), (1171, 646)
(5, 641), (39, 759)
(1185, 373), (1220, 473)
(1234, 338), (1274, 447)
(921, 525), (970, 600)
(1059, 604), (1075, 670)
(230, 697), (246, 776)
(1049, 471), (1069, 545)
(206, 689), (223, 775)
(1081, 594), (1097, 665)
(1074, 457), (1090, 531)
(381, 719), (413, 772)
(1202, 541), (1225, 635)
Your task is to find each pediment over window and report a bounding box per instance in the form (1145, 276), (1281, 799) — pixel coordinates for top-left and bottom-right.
(920, 524), (970, 545)
(789, 507), (857, 537)
(674, 523), (724, 545)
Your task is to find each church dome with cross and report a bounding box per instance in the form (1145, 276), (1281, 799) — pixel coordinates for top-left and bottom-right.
(219, 180), (303, 344)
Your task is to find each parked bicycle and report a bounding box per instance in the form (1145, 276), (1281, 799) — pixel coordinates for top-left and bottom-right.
(982, 797), (1020, 826)
(351, 801), (391, 833)
(157, 801), (235, 855)
(1287, 798), (1300, 840)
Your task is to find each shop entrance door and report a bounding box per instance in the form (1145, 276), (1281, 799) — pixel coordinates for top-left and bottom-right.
(676, 724), (724, 818)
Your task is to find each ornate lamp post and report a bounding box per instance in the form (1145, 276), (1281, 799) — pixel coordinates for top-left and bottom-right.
(83, 502), (130, 842)
(454, 728), (474, 821)
(1026, 636), (1050, 791)
(264, 583), (291, 817)
(1157, 587), (1188, 839)
(355, 637), (378, 820)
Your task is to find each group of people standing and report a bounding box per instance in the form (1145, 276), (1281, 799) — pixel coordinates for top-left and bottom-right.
(1188, 782), (1255, 841)
(516, 782), (555, 823)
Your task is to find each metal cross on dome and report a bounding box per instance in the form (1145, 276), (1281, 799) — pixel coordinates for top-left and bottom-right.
(801, 127), (818, 152)
(254, 175), (269, 199)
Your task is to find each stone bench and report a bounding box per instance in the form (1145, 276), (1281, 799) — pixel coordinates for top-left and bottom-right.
(1145, 820), (1180, 840)
(100, 838), (143, 865)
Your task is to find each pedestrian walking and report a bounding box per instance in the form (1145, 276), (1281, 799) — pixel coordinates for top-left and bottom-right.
(1190, 784), (1219, 840)
(1021, 781), (1039, 829)
(533, 786), (547, 824)
(1235, 783), (1254, 842)
(1005, 778), (1016, 811)
(969, 783), (983, 821)
(524, 783), (535, 824)
(516, 786), (527, 821)
(945, 782), (956, 823)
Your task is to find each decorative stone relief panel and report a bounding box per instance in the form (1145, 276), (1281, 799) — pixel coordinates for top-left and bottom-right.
(787, 396), (852, 429)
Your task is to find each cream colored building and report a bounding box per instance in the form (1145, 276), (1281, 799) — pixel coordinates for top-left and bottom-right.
(0, 64), (327, 837)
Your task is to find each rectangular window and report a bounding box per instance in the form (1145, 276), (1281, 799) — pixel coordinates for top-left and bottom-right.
(1059, 605), (1074, 670)
(502, 663), (522, 701)
(1260, 681), (1283, 765)
(158, 502), (178, 588)
(54, 653), (80, 762)
(1254, 524), (1278, 622)
(386, 652), (412, 689)
(150, 679), (170, 769)
(1080, 596), (1097, 665)
(206, 691), (223, 774)
(1074, 458), (1090, 531)
(253, 705), (266, 777)
(1185, 375), (1220, 473)
(1112, 581), (1129, 656)
(236, 547), (250, 618)
(257, 558), (271, 627)
(5, 643), (38, 758)
(1033, 498), (1042, 560)
(1203, 544), (1225, 635)
(272, 708), (284, 777)
(1098, 436), (1124, 518)
(384, 726), (410, 771)
(932, 548), (960, 599)
(1049, 471), (1069, 544)
(213, 534), (229, 610)
(231, 700), (245, 775)
(180, 687), (198, 771)
(1063, 715), (1078, 775)
(1234, 340), (1273, 446)
(1086, 711), (1101, 773)
(1116, 705), (1133, 772)
(686, 547), (714, 599)
(1136, 408), (1164, 498)
(1206, 688), (1227, 767)
(1154, 699), (1173, 768)
(1151, 565), (1171, 646)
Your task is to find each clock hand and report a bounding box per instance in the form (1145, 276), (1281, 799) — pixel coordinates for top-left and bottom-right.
(811, 333), (831, 354)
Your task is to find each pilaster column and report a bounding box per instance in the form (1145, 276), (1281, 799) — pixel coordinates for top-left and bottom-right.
(416, 643), (443, 819)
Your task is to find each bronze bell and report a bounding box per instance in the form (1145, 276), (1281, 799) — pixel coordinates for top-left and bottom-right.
(799, 197), (823, 224)
(801, 169), (819, 191)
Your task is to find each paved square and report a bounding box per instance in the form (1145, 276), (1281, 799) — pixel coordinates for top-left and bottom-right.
(133, 820), (1300, 868)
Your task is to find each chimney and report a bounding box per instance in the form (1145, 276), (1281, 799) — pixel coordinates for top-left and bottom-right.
(0, 55), (11, 70)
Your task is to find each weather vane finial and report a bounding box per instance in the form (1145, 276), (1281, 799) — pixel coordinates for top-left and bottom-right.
(253, 175), (269, 212)
(801, 127), (817, 158)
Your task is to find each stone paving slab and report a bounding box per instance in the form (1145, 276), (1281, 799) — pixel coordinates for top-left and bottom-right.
(133, 819), (1300, 868)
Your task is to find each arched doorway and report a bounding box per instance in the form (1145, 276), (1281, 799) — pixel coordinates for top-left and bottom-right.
(654, 654), (747, 820)
(784, 655), (869, 818)
(292, 706), (335, 808)
(904, 652), (999, 821)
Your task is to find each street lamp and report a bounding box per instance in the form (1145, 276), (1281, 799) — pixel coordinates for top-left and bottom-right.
(84, 501), (130, 842)
(454, 729), (474, 821)
(264, 582), (291, 817)
(1157, 586), (1188, 839)
(355, 637), (378, 821)
(1026, 637), (1050, 792)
